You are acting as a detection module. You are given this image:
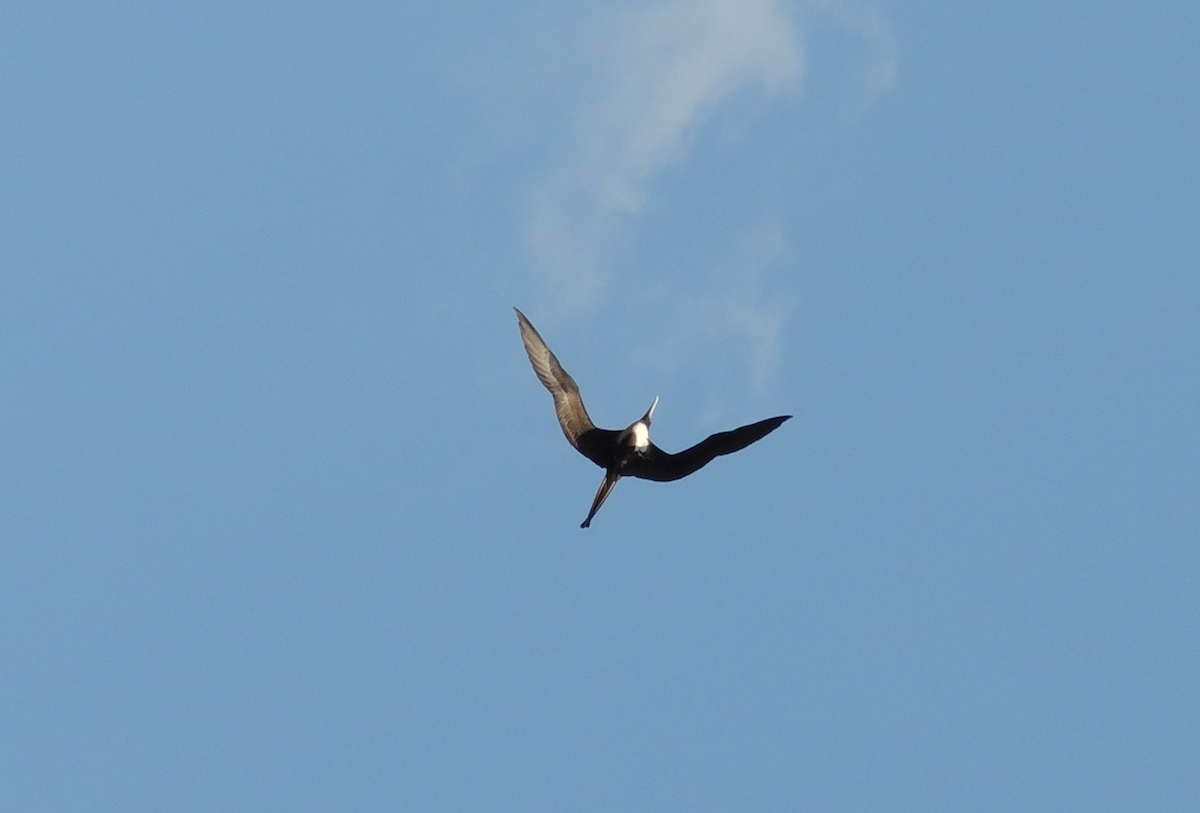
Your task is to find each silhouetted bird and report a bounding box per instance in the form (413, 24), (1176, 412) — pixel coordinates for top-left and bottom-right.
(515, 308), (791, 528)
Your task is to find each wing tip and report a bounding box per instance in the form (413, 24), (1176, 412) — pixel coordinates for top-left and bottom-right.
(514, 307), (542, 343)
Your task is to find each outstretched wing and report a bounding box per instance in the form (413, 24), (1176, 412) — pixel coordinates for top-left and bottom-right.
(514, 308), (600, 450)
(624, 416), (791, 482)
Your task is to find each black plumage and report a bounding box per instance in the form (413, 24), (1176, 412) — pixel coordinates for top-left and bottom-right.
(515, 308), (791, 528)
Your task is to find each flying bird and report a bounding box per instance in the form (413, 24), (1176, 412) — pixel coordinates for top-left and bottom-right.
(514, 308), (791, 528)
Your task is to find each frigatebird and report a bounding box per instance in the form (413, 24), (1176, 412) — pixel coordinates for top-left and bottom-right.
(515, 308), (791, 528)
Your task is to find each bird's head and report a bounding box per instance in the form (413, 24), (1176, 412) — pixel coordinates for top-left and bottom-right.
(641, 395), (658, 426)
(624, 396), (658, 450)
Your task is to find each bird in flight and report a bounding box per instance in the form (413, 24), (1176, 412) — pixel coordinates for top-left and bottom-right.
(514, 308), (791, 528)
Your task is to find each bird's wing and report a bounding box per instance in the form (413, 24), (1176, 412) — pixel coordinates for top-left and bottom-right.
(625, 416), (791, 482)
(514, 308), (598, 450)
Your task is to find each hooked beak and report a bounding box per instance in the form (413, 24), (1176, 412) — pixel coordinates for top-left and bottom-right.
(642, 395), (659, 425)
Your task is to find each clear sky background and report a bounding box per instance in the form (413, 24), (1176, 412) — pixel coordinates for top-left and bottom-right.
(2, 2), (1197, 810)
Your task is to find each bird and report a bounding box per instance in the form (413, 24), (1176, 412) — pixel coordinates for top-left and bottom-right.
(514, 307), (791, 528)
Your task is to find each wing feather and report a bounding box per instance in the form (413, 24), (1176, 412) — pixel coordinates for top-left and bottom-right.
(514, 308), (597, 449)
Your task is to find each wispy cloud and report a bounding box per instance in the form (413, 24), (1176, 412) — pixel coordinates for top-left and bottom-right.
(523, 0), (894, 399)
(528, 0), (805, 310)
(821, 1), (898, 122)
(642, 222), (793, 419)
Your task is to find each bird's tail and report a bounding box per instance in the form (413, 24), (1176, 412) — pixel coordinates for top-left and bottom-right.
(581, 472), (620, 528)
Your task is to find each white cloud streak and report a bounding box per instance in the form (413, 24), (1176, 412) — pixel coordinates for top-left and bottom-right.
(523, 0), (894, 401)
(660, 222), (793, 397)
(528, 0), (805, 310)
(823, 1), (898, 121)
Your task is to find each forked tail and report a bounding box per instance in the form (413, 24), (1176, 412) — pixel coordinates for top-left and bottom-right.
(581, 471), (620, 528)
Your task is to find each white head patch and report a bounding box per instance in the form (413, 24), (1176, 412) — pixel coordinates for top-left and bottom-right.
(631, 422), (650, 449)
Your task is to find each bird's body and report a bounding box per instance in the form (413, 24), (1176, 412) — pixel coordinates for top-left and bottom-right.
(514, 308), (790, 527)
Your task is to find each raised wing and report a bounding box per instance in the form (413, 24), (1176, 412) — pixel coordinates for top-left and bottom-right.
(514, 308), (599, 451)
(624, 416), (791, 482)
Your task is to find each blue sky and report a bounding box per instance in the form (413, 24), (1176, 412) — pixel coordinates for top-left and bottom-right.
(2, 2), (1197, 810)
